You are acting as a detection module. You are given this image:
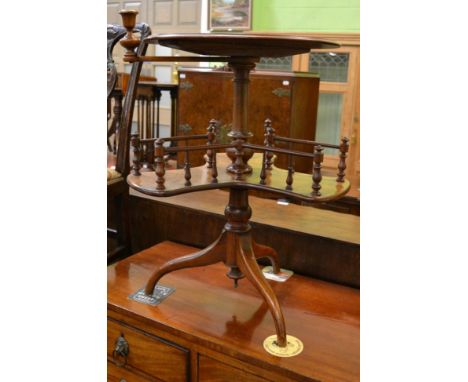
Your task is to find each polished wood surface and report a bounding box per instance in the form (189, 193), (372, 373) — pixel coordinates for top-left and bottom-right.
(147, 34), (339, 57)
(199, 355), (269, 381)
(128, 153), (350, 203)
(128, 189), (360, 288)
(108, 318), (188, 381)
(107, 22), (152, 264)
(108, 361), (151, 382)
(108, 241), (360, 381)
(177, 68), (320, 173)
(130, 188), (359, 244)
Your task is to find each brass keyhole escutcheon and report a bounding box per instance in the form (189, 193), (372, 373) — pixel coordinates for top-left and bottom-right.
(112, 334), (129, 367)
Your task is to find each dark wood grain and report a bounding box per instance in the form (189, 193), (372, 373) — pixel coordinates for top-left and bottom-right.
(147, 34), (339, 57)
(177, 68), (320, 173)
(108, 318), (189, 381)
(128, 186), (360, 287)
(108, 241), (360, 382)
(107, 22), (152, 264)
(199, 354), (270, 381)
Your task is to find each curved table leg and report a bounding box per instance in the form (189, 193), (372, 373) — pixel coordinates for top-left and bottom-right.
(236, 234), (287, 347)
(252, 241), (281, 274)
(144, 230), (226, 295)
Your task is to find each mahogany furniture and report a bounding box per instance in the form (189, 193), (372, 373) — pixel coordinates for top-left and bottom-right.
(118, 10), (350, 352)
(177, 68), (319, 172)
(107, 20), (152, 263)
(127, 188), (360, 288)
(108, 241), (360, 381)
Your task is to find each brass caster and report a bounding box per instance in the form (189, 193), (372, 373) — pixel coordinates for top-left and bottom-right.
(263, 334), (304, 357)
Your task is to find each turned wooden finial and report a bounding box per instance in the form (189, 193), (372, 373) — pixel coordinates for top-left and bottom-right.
(154, 138), (166, 190)
(118, 9), (140, 61)
(312, 145), (324, 196)
(337, 137), (349, 183)
(264, 118), (275, 170)
(130, 133), (141, 176)
(206, 119), (217, 168)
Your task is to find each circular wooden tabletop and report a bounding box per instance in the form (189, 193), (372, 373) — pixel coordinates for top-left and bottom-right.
(145, 33), (339, 57)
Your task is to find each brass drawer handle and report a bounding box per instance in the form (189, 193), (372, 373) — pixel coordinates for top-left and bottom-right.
(112, 335), (129, 367)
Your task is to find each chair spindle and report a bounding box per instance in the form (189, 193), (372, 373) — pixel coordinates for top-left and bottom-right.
(130, 133), (141, 176)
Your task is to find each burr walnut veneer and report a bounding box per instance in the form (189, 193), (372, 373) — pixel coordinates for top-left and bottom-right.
(177, 68), (320, 172)
(107, 241), (360, 382)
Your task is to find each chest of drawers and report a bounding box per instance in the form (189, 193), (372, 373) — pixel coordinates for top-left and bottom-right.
(107, 241), (359, 381)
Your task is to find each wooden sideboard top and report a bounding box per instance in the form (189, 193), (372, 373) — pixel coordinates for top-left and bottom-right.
(108, 241), (360, 382)
(179, 66), (320, 79)
(130, 188), (360, 245)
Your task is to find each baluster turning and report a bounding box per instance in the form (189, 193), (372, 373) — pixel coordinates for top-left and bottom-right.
(206, 119), (217, 168)
(131, 133), (141, 176)
(264, 119), (275, 170)
(312, 145), (324, 196)
(337, 137), (349, 183)
(155, 139), (166, 190)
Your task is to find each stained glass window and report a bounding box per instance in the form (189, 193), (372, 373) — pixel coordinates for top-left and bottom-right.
(256, 56), (293, 71)
(308, 52), (349, 83)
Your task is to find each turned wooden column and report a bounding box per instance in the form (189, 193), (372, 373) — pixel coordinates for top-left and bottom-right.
(226, 60), (257, 175)
(224, 187), (251, 284)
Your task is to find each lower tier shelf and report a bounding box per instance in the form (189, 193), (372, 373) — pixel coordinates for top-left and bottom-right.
(108, 241), (360, 381)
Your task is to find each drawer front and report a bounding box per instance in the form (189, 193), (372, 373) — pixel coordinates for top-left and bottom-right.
(108, 319), (189, 381)
(108, 361), (152, 382)
(198, 355), (269, 382)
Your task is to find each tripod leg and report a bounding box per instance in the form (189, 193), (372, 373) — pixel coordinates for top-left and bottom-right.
(252, 241), (281, 274)
(144, 230), (226, 295)
(236, 234), (287, 347)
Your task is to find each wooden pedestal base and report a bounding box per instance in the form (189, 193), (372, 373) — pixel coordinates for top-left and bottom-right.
(144, 187), (289, 348)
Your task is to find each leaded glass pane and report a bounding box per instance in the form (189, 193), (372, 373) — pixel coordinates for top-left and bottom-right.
(308, 52), (349, 83)
(315, 93), (343, 155)
(256, 56), (293, 71)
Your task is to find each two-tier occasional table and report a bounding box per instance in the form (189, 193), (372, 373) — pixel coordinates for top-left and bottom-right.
(117, 10), (351, 357)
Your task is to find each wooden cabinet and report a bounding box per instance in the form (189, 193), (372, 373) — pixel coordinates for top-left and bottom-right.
(107, 319), (189, 381)
(198, 355), (269, 381)
(177, 68), (320, 173)
(108, 241), (360, 381)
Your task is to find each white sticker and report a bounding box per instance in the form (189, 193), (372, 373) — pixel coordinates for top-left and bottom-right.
(262, 266), (294, 282)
